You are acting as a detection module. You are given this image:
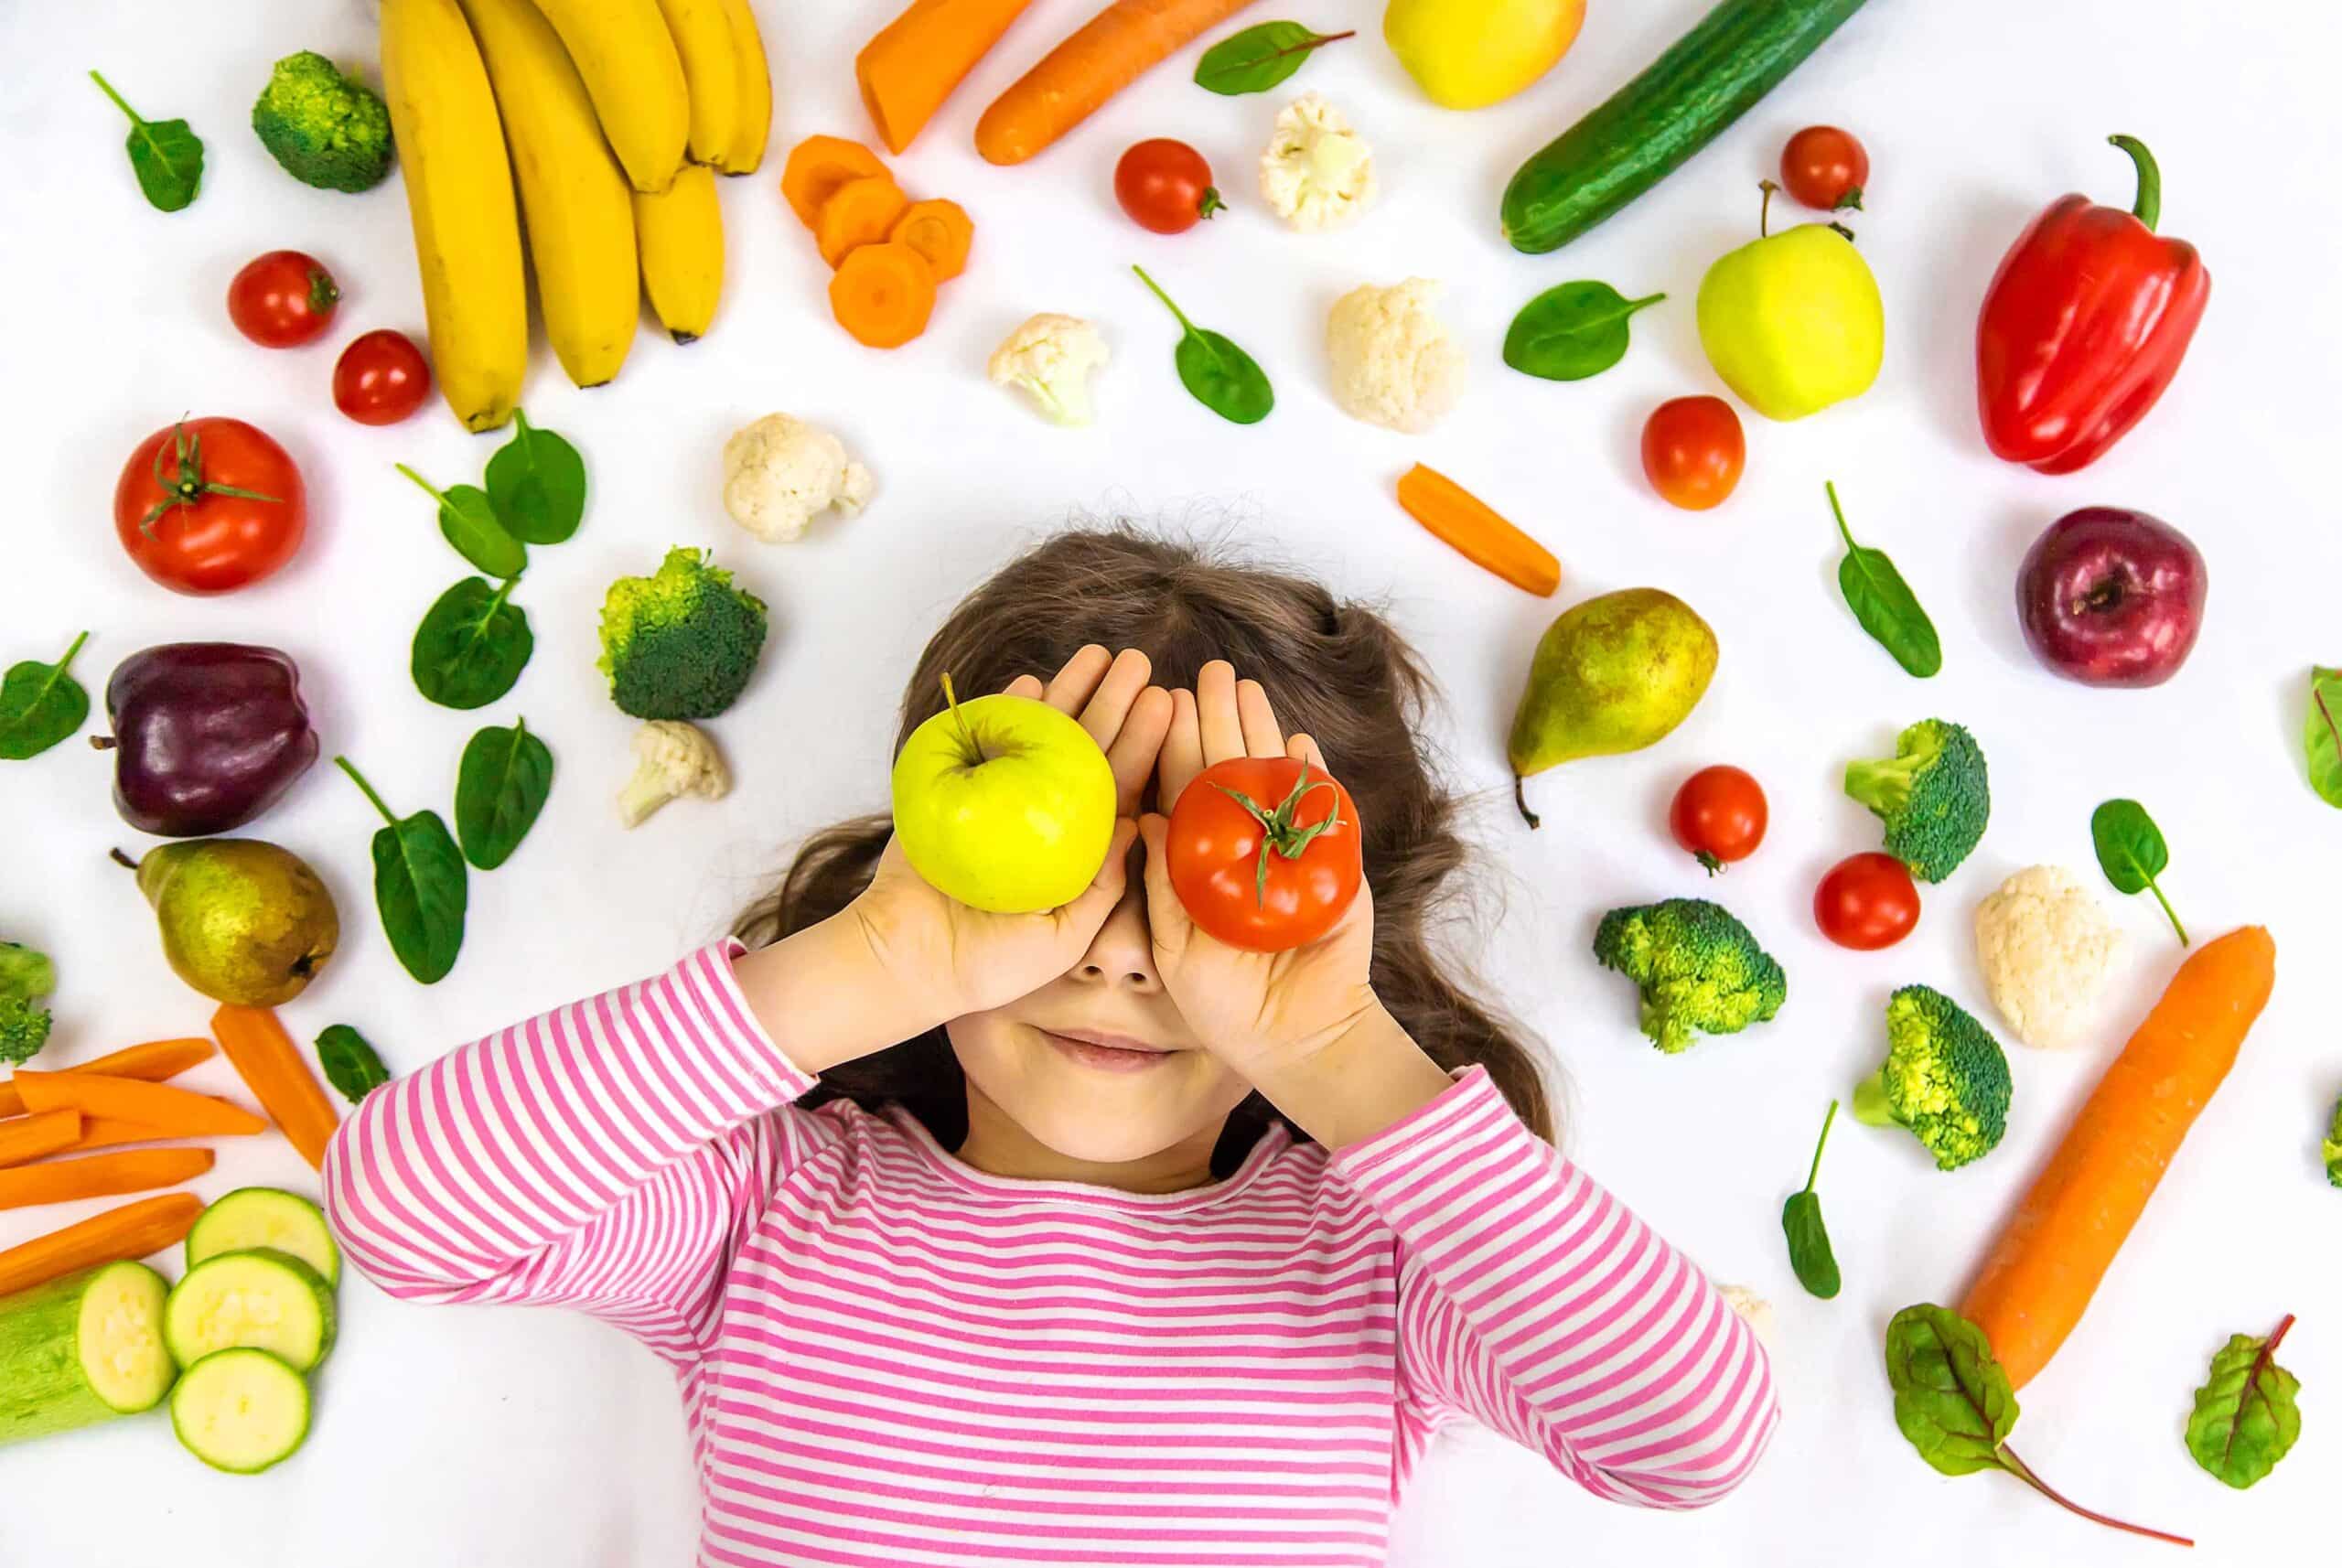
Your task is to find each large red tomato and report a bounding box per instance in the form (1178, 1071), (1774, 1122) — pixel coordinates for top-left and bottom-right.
(114, 418), (306, 596)
(1814, 852), (1920, 950)
(1166, 757), (1361, 952)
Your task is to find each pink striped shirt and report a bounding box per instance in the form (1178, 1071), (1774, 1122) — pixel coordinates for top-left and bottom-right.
(324, 944), (1778, 1567)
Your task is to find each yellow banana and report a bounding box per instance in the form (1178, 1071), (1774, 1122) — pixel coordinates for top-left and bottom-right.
(713, 0), (770, 174)
(632, 163), (725, 343)
(650, 0), (739, 167)
(459, 0), (638, 388)
(526, 0), (688, 192)
(380, 0), (527, 432)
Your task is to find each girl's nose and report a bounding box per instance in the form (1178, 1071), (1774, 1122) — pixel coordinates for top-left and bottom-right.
(1071, 878), (1161, 993)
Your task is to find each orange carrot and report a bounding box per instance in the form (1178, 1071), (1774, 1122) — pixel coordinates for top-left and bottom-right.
(975, 0), (1258, 166)
(210, 1005), (342, 1171)
(830, 241), (937, 348)
(0, 1037), (215, 1119)
(63, 1117), (193, 1155)
(11, 1070), (265, 1139)
(0, 1147), (213, 1210)
(1395, 465), (1562, 597)
(814, 174), (910, 268)
(856, 0), (1038, 155)
(0, 1193), (203, 1298)
(888, 199), (974, 282)
(1961, 926), (2277, 1391)
(0, 1111), (82, 1169)
(779, 134), (891, 228)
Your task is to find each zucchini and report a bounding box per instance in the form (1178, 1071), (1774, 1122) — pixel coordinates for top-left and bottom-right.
(0, 1262), (176, 1445)
(164, 1250), (337, 1374)
(186, 1187), (341, 1287)
(170, 1348), (310, 1474)
(1500, 0), (1872, 254)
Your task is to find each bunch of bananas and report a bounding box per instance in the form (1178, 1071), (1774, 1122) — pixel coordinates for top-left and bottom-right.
(379, 0), (772, 431)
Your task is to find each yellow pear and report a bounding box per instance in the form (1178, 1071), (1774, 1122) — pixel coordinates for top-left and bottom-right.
(1384, 0), (1587, 110)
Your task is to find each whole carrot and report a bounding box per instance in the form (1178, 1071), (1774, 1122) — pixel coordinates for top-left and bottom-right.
(210, 1005), (341, 1169)
(0, 1193), (203, 1298)
(0, 1037), (213, 1119)
(975, 0), (1259, 166)
(1961, 926), (2275, 1390)
(11, 1070), (264, 1138)
(0, 1147), (214, 1210)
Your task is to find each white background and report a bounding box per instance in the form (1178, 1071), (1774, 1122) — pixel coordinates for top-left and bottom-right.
(1, 0), (2335, 1563)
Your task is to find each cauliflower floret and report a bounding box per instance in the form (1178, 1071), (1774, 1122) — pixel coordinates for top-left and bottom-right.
(618, 721), (731, 828)
(1716, 1284), (1776, 1353)
(1325, 278), (1465, 434)
(721, 413), (874, 543)
(1259, 93), (1376, 232)
(1972, 865), (2125, 1049)
(987, 314), (1110, 426)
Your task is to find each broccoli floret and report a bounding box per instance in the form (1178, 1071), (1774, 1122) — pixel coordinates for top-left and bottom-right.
(1592, 898), (1787, 1054)
(0, 941), (52, 1001)
(1853, 984), (2011, 1171)
(2325, 1094), (2342, 1189)
(0, 998), (50, 1066)
(252, 51), (392, 193)
(597, 548), (770, 720)
(1843, 718), (1990, 883)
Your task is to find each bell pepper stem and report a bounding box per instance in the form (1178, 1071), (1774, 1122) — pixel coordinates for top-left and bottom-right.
(2108, 134), (2161, 231)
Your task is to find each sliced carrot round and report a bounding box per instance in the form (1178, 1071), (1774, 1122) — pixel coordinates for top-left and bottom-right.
(829, 241), (937, 349)
(887, 199), (974, 283)
(814, 175), (910, 268)
(779, 134), (890, 229)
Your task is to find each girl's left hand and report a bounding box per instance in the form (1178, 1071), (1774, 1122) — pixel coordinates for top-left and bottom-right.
(1138, 661), (1380, 1079)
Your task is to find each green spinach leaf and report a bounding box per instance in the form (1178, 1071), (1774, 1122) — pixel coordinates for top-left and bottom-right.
(1826, 482), (1941, 678)
(89, 70), (203, 212)
(2186, 1316), (2301, 1489)
(315, 1025), (392, 1104)
(455, 715), (553, 871)
(2090, 798), (2186, 946)
(1781, 1100), (1841, 1299)
(485, 409), (587, 545)
(336, 756), (467, 985)
(1133, 265), (1273, 425)
(399, 463), (526, 579)
(0, 631), (91, 760)
(2304, 666), (2342, 808)
(413, 576), (533, 711)
(1502, 281), (1665, 381)
(1193, 22), (1354, 95)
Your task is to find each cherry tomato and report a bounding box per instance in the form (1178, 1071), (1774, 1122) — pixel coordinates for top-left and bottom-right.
(226, 250), (339, 348)
(1114, 139), (1224, 235)
(1814, 852), (1920, 950)
(1669, 766), (1767, 874)
(1780, 126), (1869, 211)
(333, 329), (433, 426)
(1166, 757), (1361, 952)
(1640, 396), (1746, 510)
(114, 418), (306, 596)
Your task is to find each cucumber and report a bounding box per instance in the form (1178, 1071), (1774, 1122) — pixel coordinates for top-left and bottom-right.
(1500, 0), (1872, 254)
(164, 1250), (337, 1374)
(0, 1262), (176, 1445)
(170, 1348), (310, 1474)
(186, 1187), (341, 1287)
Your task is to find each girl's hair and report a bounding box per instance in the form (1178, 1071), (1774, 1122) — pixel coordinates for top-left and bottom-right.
(735, 526), (1552, 1168)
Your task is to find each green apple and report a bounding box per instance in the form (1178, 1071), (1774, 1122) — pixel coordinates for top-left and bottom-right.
(890, 688), (1117, 913)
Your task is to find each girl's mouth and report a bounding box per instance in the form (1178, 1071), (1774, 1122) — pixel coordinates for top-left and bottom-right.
(1039, 1029), (1176, 1074)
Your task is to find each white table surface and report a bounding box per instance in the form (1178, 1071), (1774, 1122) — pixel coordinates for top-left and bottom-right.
(3, 0), (2336, 1563)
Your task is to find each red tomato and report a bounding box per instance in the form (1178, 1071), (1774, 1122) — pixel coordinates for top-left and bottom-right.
(1166, 757), (1361, 952)
(226, 250), (339, 348)
(113, 418), (306, 596)
(1640, 396), (1746, 510)
(1780, 126), (1869, 211)
(332, 329), (433, 425)
(1814, 852), (1920, 950)
(1669, 766), (1767, 873)
(1114, 139), (1224, 235)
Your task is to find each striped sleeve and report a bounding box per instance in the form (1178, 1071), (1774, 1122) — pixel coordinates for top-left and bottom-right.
(1331, 1067), (1779, 1509)
(322, 942), (829, 1365)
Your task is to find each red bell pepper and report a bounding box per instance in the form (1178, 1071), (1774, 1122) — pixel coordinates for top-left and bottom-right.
(1975, 136), (2210, 475)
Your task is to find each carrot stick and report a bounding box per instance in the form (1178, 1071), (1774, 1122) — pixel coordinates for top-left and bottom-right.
(0, 1111), (82, 1170)
(0, 1193), (204, 1298)
(975, 0), (1258, 166)
(11, 1071), (265, 1138)
(829, 241), (937, 348)
(779, 134), (891, 228)
(857, 0), (1038, 155)
(0, 1037), (214, 1119)
(888, 198), (974, 283)
(1961, 926), (2276, 1391)
(814, 174), (909, 268)
(62, 1117), (188, 1155)
(1395, 465), (1562, 597)
(0, 1147), (213, 1210)
(210, 1005), (341, 1171)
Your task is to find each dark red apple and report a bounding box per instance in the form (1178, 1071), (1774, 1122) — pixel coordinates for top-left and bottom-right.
(2015, 508), (2207, 687)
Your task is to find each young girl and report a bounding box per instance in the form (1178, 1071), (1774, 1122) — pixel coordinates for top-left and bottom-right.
(325, 529), (1778, 1568)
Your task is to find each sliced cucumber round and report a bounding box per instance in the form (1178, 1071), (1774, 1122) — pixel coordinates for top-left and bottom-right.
(186, 1187), (341, 1287)
(164, 1250), (337, 1374)
(170, 1348), (310, 1475)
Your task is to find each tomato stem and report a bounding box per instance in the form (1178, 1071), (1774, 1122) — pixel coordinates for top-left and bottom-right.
(1215, 768), (1344, 907)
